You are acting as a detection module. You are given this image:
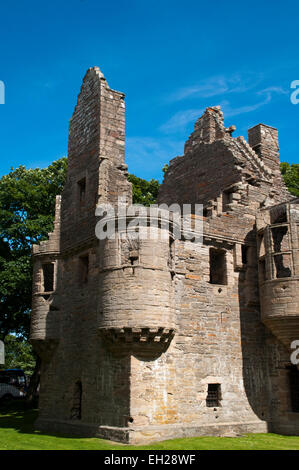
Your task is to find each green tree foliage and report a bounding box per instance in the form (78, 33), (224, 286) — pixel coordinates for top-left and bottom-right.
(3, 335), (36, 376)
(281, 162), (299, 197)
(127, 174), (160, 206)
(0, 158), (68, 341)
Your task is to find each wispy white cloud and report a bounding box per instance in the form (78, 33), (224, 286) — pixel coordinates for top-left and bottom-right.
(220, 99), (269, 118)
(257, 86), (289, 96)
(160, 85), (288, 133)
(222, 86), (288, 117)
(166, 72), (263, 103)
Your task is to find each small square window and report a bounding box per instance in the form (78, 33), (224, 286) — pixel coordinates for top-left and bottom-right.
(206, 383), (221, 407)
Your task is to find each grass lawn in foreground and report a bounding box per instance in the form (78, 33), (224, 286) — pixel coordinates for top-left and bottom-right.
(0, 401), (299, 450)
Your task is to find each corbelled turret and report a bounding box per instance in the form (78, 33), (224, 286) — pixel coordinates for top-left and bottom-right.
(257, 199), (299, 349)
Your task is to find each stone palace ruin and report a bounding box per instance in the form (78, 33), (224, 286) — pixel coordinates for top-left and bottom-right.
(30, 67), (299, 444)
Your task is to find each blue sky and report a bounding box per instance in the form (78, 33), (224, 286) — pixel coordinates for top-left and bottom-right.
(0, 0), (298, 181)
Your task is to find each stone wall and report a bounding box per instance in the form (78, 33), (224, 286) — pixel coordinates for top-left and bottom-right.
(31, 68), (299, 444)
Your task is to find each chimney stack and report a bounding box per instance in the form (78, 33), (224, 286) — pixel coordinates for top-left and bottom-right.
(248, 124), (280, 173)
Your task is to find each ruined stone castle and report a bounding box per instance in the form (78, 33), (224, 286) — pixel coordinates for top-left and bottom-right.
(30, 67), (299, 444)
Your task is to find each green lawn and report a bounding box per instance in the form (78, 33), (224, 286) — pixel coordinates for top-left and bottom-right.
(0, 401), (299, 450)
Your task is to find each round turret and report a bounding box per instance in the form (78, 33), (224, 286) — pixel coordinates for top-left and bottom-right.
(97, 208), (179, 355)
(258, 200), (299, 350)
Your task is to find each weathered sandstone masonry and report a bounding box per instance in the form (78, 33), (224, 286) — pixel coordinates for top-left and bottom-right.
(30, 68), (299, 444)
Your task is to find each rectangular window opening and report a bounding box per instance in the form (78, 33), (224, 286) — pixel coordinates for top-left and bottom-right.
(70, 380), (82, 420)
(168, 237), (175, 270)
(259, 259), (266, 282)
(274, 254), (292, 279)
(206, 383), (221, 407)
(222, 191), (231, 212)
(78, 178), (86, 205)
(209, 248), (227, 285)
(42, 263), (54, 292)
(241, 245), (248, 265)
(79, 255), (89, 284)
(270, 207), (287, 224)
(272, 226), (289, 253)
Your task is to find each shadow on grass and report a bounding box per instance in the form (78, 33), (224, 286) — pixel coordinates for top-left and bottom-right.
(0, 400), (94, 441)
(0, 401), (38, 432)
